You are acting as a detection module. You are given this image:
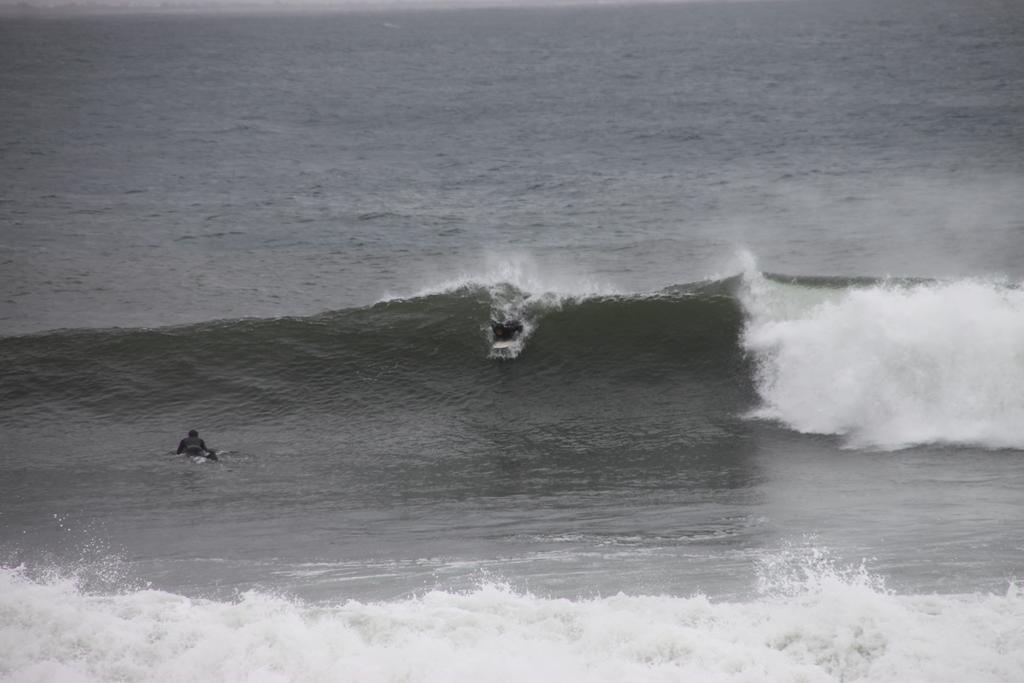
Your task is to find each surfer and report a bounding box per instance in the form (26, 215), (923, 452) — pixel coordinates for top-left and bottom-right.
(177, 429), (217, 460)
(491, 319), (523, 342)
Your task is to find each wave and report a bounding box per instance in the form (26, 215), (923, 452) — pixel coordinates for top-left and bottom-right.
(741, 272), (1024, 450)
(0, 279), (752, 427)
(2, 268), (1022, 451)
(1, 552), (1020, 683)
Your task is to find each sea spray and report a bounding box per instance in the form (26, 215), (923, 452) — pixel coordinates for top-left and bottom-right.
(741, 274), (1024, 449)
(394, 251), (625, 308)
(2, 556), (1021, 683)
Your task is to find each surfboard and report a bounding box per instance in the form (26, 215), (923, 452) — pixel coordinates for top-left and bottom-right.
(492, 340), (516, 350)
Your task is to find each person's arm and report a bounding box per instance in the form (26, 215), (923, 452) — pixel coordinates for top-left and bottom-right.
(200, 439), (212, 453)
(176, 439), (186, 454)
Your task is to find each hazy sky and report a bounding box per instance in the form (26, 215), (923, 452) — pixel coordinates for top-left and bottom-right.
(1, 0), (741, 9)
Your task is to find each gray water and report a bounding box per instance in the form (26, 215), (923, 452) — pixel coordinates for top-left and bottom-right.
(1, 0), (1023, 620)
(3, 0), (1022, 336)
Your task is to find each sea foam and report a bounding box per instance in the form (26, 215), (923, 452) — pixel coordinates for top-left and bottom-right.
(383, 251), (624, 306)
(741, 272), (1024, 449)
(1, 557), (1021, 683)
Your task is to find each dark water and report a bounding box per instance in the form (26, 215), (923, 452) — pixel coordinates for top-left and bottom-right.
(1, 2), (1023, 680)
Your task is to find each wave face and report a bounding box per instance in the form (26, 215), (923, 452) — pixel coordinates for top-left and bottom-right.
(742, 274), (1024, 450)
(0, 280), (752, 433)
(3, 272), (1023, 451)
(2, 556), (1021, 683)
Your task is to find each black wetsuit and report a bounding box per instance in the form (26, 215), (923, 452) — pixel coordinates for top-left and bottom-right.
(177, 436), (214, 458)
(492, 320), (523, 340)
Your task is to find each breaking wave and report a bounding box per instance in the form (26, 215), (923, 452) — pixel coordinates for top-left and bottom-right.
(1, 550), (1020, 683)
(2, 267), (1022, 450)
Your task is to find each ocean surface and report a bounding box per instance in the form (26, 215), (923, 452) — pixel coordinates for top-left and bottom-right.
(2, 0), (1024, 680)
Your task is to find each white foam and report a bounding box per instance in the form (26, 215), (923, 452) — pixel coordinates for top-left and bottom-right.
(1, 558), (1021, 683)
(381, 251), (625, 305)
(741, 271), (1024, 450)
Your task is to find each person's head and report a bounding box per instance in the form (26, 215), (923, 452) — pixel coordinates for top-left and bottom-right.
(188, 429), (198, 438)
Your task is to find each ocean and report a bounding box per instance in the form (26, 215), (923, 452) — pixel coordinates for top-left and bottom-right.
(1, 0), (1023, 680)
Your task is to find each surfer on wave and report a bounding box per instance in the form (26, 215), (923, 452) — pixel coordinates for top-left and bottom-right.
(177, 429), (217, 460)
(491, 319), (523, 343)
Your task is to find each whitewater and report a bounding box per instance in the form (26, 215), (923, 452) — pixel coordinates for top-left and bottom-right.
(741, 272), (1024, 450)
(3, 556), (1022, 683)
